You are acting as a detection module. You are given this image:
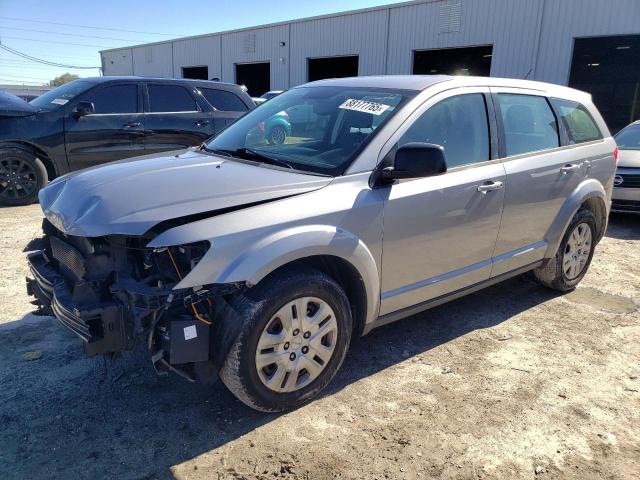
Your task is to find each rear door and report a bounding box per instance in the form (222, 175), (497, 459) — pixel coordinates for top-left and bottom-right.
(198, 87), (250, 132)
(142, 82), (213, 155)
(64, 82), (144, 170)
(379, 88), (506, 315)
(489, 89), (585, 276)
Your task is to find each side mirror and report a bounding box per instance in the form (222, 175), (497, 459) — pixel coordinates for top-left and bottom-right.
(380, 143), (447, 182)
(74, 101), (95, 117)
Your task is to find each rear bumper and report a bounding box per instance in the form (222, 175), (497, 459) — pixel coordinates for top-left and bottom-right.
(26, 251), (128, 355)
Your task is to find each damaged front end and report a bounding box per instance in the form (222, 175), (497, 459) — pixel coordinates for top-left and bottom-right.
(26, 219), (244, 383)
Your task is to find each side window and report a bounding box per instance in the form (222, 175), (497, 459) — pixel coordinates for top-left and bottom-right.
(399, 93), (490, 168)
(497, 94), (559, 156)
(85, 84), (137, 114)
(147, 84), (198, 113)
(201, 88), (248, 112)
(550, 99), (602, 144)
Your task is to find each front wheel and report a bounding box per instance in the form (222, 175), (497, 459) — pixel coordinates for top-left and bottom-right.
(220, 268), (352, 412)
(266, 125), (287, 145)
(533, 208), (597, 291)
(0, 146), (48, 206)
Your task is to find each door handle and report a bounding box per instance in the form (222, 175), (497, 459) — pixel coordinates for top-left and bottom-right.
(477, 181), (504, 194)
(560, 163), (581, 174)
(123, 122), (141, 128)
(196, 120), (210, 127)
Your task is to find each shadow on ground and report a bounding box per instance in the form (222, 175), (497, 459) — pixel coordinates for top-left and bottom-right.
(0, 273), (559, 480)
(606, 212), (640, 240)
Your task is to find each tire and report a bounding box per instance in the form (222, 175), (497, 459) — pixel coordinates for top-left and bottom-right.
(0, 146), (48, 206)
(533, 208), (597, 292)
(266, 125), (287, 145)
(220, 268), (353, 412)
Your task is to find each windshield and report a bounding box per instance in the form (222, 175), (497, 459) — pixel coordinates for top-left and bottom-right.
(615, 124), (640, 150)
(29, 80), (93, 111)
(204, 86), (413, 175)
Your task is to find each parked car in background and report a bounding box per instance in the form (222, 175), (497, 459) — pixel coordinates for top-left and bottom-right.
(25, 75), (615, 412)
(252, 97), (267, 106)
(612, 120), (640, 214)
(260, 90), (284, 101)
(0, 77), (254, 206)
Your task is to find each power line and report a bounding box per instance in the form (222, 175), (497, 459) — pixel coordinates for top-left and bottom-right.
(0, 16), (181, 36)
(1, 36), (118, 48)
(0, 44), (101, 69)
(0, 78), (46, 84)
(0, 25), (161, 43)
(0, 72), (52, 81)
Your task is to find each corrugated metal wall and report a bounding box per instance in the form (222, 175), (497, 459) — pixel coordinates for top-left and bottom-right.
(131, 43), (173, 77)
(386, 0), (543, 79)
(101, 49), (134, 76)
(173, 35), (222, 80)
(534, 0), (640, 84)
(220, 25), (290, 89)
(100, 0), (639, 90)
(289, 9), (388, 85)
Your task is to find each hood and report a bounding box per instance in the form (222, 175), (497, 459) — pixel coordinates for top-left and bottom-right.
(0, 90), (38, 117)
(40, 149), (332, 237)
(617, 149), (640, 168)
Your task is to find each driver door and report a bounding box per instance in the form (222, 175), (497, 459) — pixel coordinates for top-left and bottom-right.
(379, 88), (506, 315)
(65, 82), (145, 170)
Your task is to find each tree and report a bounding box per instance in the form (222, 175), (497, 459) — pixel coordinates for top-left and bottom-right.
(49, 73), (79, 87)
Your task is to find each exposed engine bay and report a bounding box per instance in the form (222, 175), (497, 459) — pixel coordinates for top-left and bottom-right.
(25, 218), (244, 383)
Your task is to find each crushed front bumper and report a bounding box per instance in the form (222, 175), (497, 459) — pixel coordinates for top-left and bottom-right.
(26, 250), (128, 355)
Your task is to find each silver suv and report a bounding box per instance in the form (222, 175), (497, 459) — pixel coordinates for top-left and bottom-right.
(26, 76), (616, 411)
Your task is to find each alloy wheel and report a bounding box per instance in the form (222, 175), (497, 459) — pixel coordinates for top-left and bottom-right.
(0, 158), (38, 201)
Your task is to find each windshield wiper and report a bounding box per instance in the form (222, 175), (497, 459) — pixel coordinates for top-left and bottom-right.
(229, 147), (294, 170)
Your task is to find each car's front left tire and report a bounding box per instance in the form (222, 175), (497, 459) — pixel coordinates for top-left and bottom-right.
(0, 146), (48, 206)
(220, 267), (353, 412)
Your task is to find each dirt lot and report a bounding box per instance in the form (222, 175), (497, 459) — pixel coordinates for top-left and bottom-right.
(0, 204), (638, 480)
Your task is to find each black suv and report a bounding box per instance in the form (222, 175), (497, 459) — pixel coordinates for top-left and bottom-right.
(0, 77), (254, 205)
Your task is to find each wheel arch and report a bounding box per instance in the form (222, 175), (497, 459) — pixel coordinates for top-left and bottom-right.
(180, 225), (381, 334)
(544, 179), (608, 258)
(0, 140), (58, 181)
(256, 254), (369, 338)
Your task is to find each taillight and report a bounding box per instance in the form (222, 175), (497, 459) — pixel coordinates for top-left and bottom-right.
(258, 121), (265, 132)
(614, 145), (619, 165)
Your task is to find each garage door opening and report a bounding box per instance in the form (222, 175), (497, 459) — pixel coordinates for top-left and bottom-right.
(235, 62), (270, 97)
(569, 35), (640, 134)
(308, 55), (359, 82)
(412, 45), (493, 76)
(182, 66), (208, 80)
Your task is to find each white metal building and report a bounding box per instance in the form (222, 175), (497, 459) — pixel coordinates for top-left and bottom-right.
(100, 0), (640, 132)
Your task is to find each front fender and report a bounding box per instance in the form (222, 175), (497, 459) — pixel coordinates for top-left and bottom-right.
(171, 224), (381, 325)
(544, 178), (608, 258)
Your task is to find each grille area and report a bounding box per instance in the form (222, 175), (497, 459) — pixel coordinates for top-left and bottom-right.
(617, 173), (640, 188)
(50, 235), (86, 281)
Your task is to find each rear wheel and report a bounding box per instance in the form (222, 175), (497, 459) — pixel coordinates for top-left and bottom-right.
(533, 209), (597, 291)
(220, 268), (352, 412)
(0, 146), (48, 206)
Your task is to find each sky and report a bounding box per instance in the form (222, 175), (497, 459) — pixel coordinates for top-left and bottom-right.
(0, 0), (402, 86)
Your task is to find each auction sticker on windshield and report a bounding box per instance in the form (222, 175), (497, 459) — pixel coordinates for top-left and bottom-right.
(50, 98), (69, 105)
(339, 98), (391, 116)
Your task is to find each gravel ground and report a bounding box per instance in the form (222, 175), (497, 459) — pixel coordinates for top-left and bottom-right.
(0, 204), (638, 480)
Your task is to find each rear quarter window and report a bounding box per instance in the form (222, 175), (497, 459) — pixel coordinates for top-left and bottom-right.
(201, 88), (248, 112)
(497, 94), (559, 156)
(550, 99), (603, 144)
